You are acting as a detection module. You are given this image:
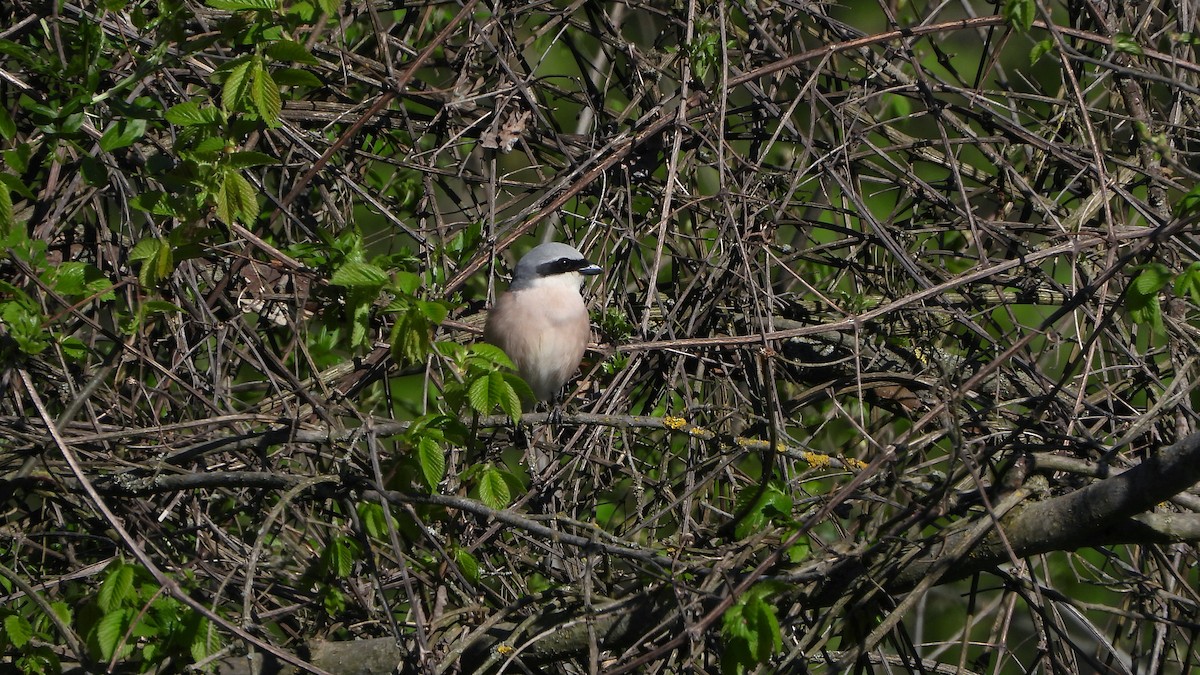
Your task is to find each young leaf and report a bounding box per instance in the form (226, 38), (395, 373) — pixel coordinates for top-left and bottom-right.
(3, 614), (33, 648)
(206, 0), (278, 10)
(497, 374), (524, 422)
(1132, 263), (1170, 296)
(165, 101), (220, 127)
(265, 39), (319, 64)
(272, 68), (324, 88)
(1177, 183), (1200, 216)
(1002, 0), (1034, 31)
(1112, 33), (1144, 55)
(216, 170), (258, 225)
(130, 191), (180, 217)
(357, 502), (392, 538)
(222, 58), (255, 112)
(97, 562), (135, 613)
(390, 304), (434, 365)
(251, 64), (282, 128)
(467, 372), (492, 415)
(226, 151), (277, 169)
(0, 106), (15, 140)
(95, 608), (131, 661)
(478, 466), (511, 509)
(330, 261), (388, 288)
(417, 436), (445, 491)
(1174, 261), (1200, 305)
(1030, 38), (1054, 65)
(454, 548), (480, 584)
(470, 342), (516, 369)
(324, 537), (355, 578)
(0, 181), (11, 233)
(99, 117), (147, 151)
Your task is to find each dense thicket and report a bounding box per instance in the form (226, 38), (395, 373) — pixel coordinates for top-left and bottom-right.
(3, 0), (1200, 672)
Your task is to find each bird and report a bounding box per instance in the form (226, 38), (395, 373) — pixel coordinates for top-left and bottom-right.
(484, 241), (602, 404)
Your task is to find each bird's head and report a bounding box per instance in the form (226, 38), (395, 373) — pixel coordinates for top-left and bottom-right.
(509, 242), (602, 291)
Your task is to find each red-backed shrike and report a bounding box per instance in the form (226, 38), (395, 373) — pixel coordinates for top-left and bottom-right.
(484, 242), (602, 403)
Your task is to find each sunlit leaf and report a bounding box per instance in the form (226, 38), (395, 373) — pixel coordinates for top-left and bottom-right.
(1002, 0), (1034, 31)
(478, 466), (510, 509)
(206, 0), (277, 10)
(222, 58), (254, 112)
(97, 562), (135, 613)
(417, 436), (445, 491)
(331, 261), (388, 288)
(165, 101), (220, 126)
(95, 609), (131, 661)
(251, 64), (282, 128)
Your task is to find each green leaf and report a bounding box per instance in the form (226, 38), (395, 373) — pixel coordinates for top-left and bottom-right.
(46, 262), (93, 296)
(357, 502), (391, 538)
(417, 299), (449, 324)
(1030, 38), (1054, 65)
(733, 482), (792, 540)
(51, 601), (72, 627)
(417, 436), (445, 491)
(320, 586), (345, 616)
(99, 117), (147, 151)
(216, 170), (258, 225)
(390, 303), (433, 365)
(721, 584), (783, 674)
(129, 237), (163, 262)
(0, 171), (33, 200)
(785, 536), (811, 563)
(392, 270), (421, 295)
(1173, 261), (1200, 305)
(165, 101), (220, 126)
(1129, 294), (1163, 333)
(265, 39), (319, 64)
(467, 372), (492, 415)
(346, 287), (372, 348)
(746, 595), (782, 661)
(1132, 263), (1171, 296)
(454, 548), (480, 584)
(502, 371), (534, 401)
(60, 335), (87, 360)
(0, 107), (15, 140)
(1177, 183), (1200, 216)
(1112, 33), (1143, 55)
(3, 614), (33, 648)
(226, 151), (277, 169)
(331, 260), (388, 288)
(95, 608), (130, 661)
(142, 300), (184, 316)
(191, 618), (218, 663)
(206, 0), (277, 10)
(323, 537), (356, 578)
(130, 191), (180, 217)
(98, 563), (135, 613)
(498, 374), (525, 422)
(251, 65), (282, 128)
(0, 181), (11, 233)
(1001, 0), (1034, 31)
(469, 342), (515, 369)
(478, 466), (510, 509)
(272, 68), (324, 88)
(154, 234), (174, 282)
(222, 58), (255, 112)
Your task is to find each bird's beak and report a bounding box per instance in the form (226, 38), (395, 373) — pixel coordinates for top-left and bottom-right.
(579, 262), (602, 276)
